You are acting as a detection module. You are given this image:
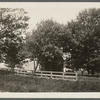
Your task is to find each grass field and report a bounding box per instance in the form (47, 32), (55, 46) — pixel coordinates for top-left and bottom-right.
(0, 70), (100, 92)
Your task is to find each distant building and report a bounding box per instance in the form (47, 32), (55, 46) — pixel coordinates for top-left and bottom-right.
(0, 63), (8, 69)
(20, 58), (41, 71)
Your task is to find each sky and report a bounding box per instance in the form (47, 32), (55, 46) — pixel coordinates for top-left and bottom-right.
(0, 2), (100, 31)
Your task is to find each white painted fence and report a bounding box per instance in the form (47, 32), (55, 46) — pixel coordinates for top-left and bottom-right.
(35, 71), (77, 81)
(0, 68), (77, 81)
(0, 68), (11, 71)
(14, 69), (33, 75)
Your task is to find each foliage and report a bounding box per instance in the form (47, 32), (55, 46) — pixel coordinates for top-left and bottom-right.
(0, 8), (29, 70)
(65, 8), (100, 74)
(27, 19), (64, 71)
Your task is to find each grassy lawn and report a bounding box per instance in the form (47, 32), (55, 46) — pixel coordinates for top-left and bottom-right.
(0, 70), (100, 92)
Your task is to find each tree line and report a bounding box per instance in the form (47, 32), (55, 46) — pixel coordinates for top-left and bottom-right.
(0, 8), (100, 75)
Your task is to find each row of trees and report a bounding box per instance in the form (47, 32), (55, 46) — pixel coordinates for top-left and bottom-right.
(0, 8), (100, 75)
(27, 8), (100, 74)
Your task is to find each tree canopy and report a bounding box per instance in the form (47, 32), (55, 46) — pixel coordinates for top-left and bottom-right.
(0, 8), (29, 70)
(1, 7), (100, 74)
(65, 8), (100, 74)
(26, 19), (65, 71)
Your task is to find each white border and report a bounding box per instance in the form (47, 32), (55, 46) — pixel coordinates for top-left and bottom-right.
(0, 93), (99, 98)
(0, 2), (99, 98)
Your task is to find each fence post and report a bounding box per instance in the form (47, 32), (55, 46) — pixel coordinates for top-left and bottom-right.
(17, 69), (19, 75)
(24, 70), (25, 76)
(63, 72), (64, 80)
(51, 72), (52, 78)
(41, 71), (42, 78)
(76, 72), (78, 81)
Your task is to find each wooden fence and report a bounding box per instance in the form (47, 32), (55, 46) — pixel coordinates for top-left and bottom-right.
(14, 69), (33, 75)
(0, 68), (77, 81)
(15, 69), (77, 81)
(0, 68), (11, 71)
(35, 71), (77, 81)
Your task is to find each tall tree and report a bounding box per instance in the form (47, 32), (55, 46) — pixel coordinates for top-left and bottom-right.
(27, 19), (65, 71)
(0, 8), (29, 71)
(66, 8), (100, 75)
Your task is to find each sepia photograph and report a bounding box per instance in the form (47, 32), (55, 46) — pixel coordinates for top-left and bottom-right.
(0, 2), (100, 97)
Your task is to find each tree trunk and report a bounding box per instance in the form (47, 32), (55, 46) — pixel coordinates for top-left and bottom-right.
(87, 65), (90, 75)
(91, 66), (95, 76)
(33, 59), (39, 73)
(87, 68), (90, 75)
(11, 63), (15, 74)
(34, 60), (39, 72)
(91, 69), (94, 75)
(81, 71), (83, 76)
(33, 59), (35, 72)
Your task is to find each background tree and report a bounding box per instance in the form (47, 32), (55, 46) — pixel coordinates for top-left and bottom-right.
(27, 19), (65, 71)
(0, 8), (29, 71)
(65, 8), (100, 75)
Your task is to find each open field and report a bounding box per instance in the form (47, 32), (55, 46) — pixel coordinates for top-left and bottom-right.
(0, 70), (100, 92)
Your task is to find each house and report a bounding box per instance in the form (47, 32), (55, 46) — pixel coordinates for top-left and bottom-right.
(0, 63), (8, 69)
(20, 58), (41, 72)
